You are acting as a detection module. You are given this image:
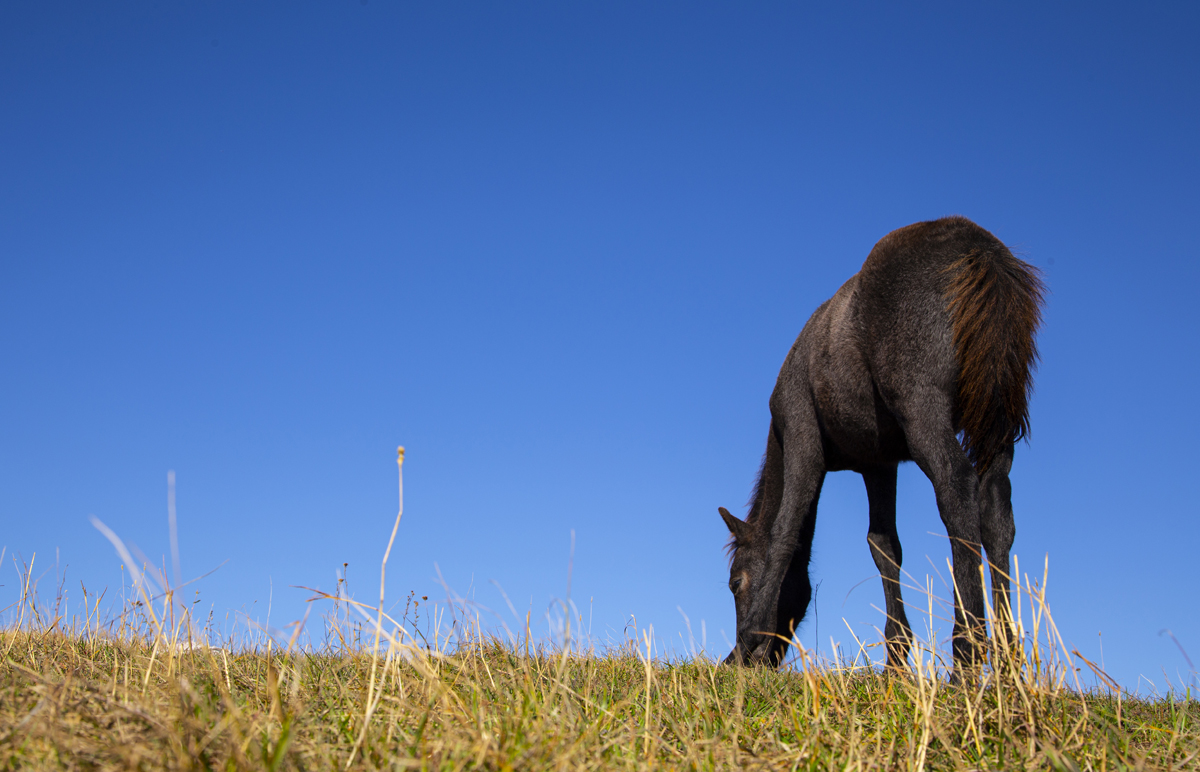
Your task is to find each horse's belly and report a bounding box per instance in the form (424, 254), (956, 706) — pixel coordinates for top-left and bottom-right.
(815, 383), (910, 470)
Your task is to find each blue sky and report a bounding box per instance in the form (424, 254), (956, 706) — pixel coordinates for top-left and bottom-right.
(2, 2), (1197, 692)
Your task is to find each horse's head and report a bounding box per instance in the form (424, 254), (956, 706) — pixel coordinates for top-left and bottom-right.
(719, 506), (788, 667)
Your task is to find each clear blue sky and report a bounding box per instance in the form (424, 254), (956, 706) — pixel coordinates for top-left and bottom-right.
(2, 2), (1197, 693)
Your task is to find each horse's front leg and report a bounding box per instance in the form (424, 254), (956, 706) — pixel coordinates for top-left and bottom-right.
(863, 464), (912, 669)
(738, 425), (826, 667)
(772, 476), (825, 664)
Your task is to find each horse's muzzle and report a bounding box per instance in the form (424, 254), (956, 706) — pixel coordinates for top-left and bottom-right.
(724, 638), (778, 667)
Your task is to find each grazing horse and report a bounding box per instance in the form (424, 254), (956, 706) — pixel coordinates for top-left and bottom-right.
(720, 216), (1044, 670)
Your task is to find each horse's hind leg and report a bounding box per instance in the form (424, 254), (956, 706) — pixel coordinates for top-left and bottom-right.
(899, 398), (986, 669)
(979, 445), (1016, 646)
(863, 464), (913, 669)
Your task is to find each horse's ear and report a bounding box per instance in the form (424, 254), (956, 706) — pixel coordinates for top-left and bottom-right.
(718, 507), (747, 540)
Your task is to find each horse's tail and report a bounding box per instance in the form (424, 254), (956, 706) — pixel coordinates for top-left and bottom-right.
(945, 243), (1046, 473)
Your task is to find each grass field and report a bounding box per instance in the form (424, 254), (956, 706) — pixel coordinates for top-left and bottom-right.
(4, 455), (1196, 770)
(1, 560), (1196, 771)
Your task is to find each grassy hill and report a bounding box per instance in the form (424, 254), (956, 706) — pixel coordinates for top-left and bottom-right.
(1, 596), (1196, 770)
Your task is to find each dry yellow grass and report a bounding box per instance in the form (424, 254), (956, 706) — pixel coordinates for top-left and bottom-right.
(3, 452), (1194, 769)
(0, 561), (1196, 771)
